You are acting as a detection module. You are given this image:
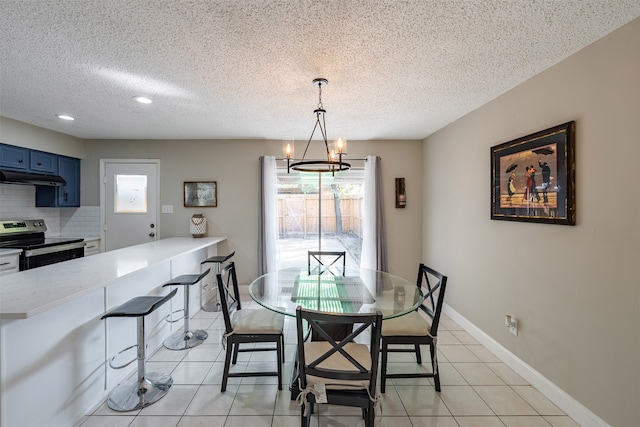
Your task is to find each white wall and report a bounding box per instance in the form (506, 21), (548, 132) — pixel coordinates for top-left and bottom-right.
(0, 116), (84, 158)
(82, 138), (423, 286)
(422, 18), (640, 426)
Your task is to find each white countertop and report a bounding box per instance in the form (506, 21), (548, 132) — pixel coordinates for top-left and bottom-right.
(0, 236), (226, 319)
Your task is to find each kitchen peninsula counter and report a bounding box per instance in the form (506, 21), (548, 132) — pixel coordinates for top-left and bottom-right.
(0, 236), (226, 427)
(0, 236), (226, 319)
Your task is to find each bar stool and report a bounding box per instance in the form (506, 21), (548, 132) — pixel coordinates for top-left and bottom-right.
(200, 251), (235, 312)
(101, 288), (178, 411)
(162, 268), (211, 350)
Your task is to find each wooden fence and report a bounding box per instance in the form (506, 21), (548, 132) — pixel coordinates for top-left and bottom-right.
(278, 194), (363, 238)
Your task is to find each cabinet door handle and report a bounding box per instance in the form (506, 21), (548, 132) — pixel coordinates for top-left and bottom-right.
(0, 262), (10, 266)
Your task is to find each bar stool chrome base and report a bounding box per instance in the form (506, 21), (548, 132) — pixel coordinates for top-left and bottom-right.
(162, 269), (212, 350)
(107, 371), (173, 411)
(163, 328), (208, 350)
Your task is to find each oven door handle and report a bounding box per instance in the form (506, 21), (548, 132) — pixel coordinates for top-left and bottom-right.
(24, 241), (86, 257)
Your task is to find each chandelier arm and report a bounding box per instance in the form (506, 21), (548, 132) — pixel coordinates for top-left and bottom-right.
(319, 112), (331, 161)
(301, 116), (321, 160)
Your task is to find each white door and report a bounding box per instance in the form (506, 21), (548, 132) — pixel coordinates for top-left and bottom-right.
(102, 160), (159, 251)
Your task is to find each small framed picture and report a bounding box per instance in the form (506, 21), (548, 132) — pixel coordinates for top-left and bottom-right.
(491, 121), (575, 225)
(184, 181), (217, 207)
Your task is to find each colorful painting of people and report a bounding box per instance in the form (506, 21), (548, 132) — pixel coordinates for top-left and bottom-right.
(522, 165), (540, 204)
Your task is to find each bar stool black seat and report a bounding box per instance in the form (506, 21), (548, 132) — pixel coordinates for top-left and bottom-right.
(200, 251), (235, 311)
(162, 268), (211, 350)
(201, 251), (235, 272)
(101, 289), (178, 412)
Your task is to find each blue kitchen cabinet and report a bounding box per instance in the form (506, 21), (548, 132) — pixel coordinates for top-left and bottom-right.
(30, 150), (58, 174)
(36, 156), (80, 207)
(0, 144), (29, 171)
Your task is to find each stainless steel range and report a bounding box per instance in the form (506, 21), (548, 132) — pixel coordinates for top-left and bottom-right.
(0, 219), (84, 271)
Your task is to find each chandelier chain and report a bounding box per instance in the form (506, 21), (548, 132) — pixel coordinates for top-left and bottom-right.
(317, 82), (324, 110)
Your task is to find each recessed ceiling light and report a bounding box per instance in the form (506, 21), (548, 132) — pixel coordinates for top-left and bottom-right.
(133, 96), (152, 104)
(56, 114), (75, 121)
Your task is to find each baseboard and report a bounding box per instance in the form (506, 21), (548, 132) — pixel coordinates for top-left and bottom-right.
(443, 303), (609, 427)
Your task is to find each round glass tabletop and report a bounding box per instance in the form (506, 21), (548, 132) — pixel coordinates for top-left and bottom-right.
(248, 266), (423, 319)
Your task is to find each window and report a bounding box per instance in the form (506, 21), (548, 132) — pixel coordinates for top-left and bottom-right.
(276, 168), (364, 269)
(114, 174), (147, 213)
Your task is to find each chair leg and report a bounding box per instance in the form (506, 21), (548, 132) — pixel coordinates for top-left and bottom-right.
(415, 343), (422, 364)
(380, 339), (388, 393)
(281, 335), (286, 363)
(431, 342), (441, 392)
(221, 341), (234, 392)
(367, 401), (375, 427)
(277, 335), (283, 390)
(232, 342), (239, 364)
(300, 402), (308, 427)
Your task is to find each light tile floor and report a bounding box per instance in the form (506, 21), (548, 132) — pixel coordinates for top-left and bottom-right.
(77, 301), (581, 427)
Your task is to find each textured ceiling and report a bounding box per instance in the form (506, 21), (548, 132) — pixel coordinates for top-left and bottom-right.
(1, 1), (639, 141)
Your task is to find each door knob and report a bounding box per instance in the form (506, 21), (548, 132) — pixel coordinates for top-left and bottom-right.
(149, 232), (156, 237)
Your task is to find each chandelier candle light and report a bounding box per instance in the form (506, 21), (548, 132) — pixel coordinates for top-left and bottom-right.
(284, 78), (350, 175)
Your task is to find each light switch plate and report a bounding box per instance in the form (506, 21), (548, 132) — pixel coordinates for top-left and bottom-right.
(161, 205), (173, 214)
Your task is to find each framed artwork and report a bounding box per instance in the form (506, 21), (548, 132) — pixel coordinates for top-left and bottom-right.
(184, 181), (217, 207)
(491, 121), (575, 225)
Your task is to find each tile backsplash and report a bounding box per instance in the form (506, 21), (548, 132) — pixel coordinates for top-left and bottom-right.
(0, 183), (100, 237)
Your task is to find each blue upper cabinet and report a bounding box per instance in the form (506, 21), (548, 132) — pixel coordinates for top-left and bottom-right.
(0, 144), (29, 171)
(1, 143), (81, 207)
(35, 155), (81, 207)
(30, 150), (58, 174)
(57, 156), (80, 207)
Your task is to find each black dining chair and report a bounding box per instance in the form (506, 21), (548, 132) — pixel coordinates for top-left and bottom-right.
(308, 250), (346, 276)
(216, 261), (285, 392)
(295, 306), (382, 427)
(380, 263), (447, 393)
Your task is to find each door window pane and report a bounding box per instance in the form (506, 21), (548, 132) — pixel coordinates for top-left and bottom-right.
(115, 174), (148, 213)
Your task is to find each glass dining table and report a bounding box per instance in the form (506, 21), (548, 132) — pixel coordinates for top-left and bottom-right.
(248, 266), (424, 319)
(249, 266), (424, 398)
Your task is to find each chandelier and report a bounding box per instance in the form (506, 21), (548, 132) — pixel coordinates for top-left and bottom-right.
(284, 78), (350, 174)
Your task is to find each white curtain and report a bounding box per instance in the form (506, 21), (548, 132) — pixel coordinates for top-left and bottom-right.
(361, 155), (388, 271)
(258, 156), (278, 274)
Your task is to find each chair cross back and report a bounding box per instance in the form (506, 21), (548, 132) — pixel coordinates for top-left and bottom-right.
(308, 250), (346, 276)
(306, 317), (373, 379)
(417, 264), (447, 334)
(296, 307), (382, 383)
(217, 262), (241, 331)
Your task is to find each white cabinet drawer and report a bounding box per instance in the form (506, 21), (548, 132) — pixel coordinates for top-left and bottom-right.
(84, 239), (101, 256)
(0, 254), (20, 275)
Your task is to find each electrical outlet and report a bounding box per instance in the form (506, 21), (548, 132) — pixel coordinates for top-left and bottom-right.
(505, 315), (518, 336)
(161, 205), (173, 214)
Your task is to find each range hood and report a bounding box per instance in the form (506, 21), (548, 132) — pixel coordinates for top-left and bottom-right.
(0, 170), (66, 186)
